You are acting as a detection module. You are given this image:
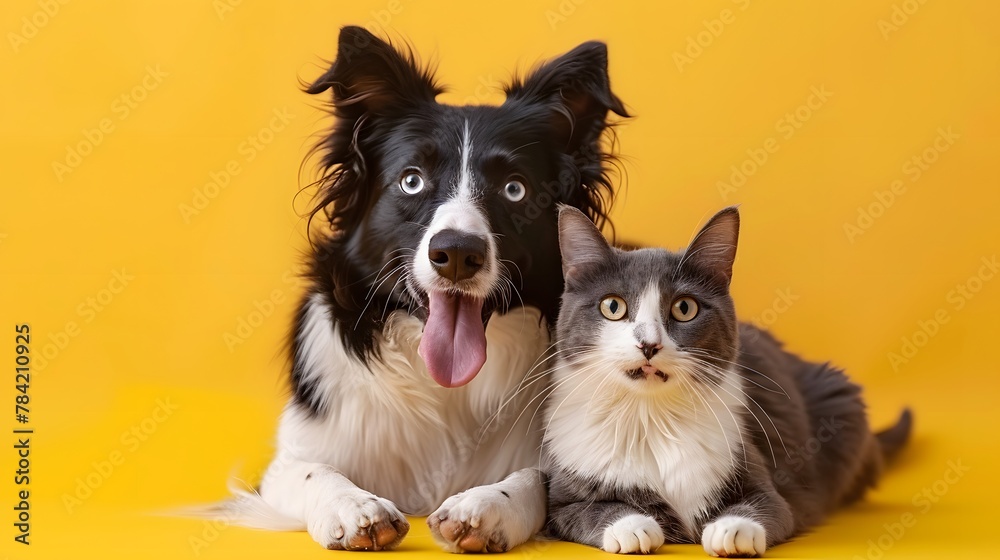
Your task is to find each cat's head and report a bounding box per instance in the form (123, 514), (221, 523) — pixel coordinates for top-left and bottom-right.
(555, 205), (741, 393)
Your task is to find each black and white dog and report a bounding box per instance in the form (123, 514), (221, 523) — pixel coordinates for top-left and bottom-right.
(225, 27), (627, 552)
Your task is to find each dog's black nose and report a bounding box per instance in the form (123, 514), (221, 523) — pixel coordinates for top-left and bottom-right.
(428, 229), (487, 283)
(638, 342), (662, 360)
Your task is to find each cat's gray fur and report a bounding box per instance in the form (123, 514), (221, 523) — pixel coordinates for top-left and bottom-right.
(542, 206), (911, 556)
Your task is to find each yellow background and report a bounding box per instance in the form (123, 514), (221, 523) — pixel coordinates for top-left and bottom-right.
(2, 0), (997, 558)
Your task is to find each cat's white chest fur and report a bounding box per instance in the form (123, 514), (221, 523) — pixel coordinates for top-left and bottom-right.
(544, 366), (746, 534)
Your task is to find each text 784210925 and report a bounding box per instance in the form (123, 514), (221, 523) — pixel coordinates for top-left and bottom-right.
(14, 324), (32, 545)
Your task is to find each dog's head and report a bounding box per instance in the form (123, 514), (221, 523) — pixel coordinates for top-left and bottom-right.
(305, 26), (628, 388)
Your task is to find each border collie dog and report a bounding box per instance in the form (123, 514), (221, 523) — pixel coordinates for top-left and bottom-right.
(226, 26), (627, 552)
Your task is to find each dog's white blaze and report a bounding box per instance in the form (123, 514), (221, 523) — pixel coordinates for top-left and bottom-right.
(413, 119), (499, 299)
(458, 119), (473, 200)
(543, 288), (747, 536)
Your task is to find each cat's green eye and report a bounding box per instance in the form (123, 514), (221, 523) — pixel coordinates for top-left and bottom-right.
(671, 297), (699, 322)
(599, 295), (628, 321)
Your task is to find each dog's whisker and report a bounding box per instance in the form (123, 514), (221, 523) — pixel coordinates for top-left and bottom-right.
(355, 263), (407, 331)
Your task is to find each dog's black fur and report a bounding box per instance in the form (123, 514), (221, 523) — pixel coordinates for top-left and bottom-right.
(291, 27), (628, 416)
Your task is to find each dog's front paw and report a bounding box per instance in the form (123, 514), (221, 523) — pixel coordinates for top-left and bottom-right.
(307, 490), (409, 551)
(701, 515), (766, 557)
(428, 486), (524, 553)
(602, 514), (665, 554)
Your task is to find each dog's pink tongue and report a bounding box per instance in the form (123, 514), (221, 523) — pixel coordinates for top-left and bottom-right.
(419, 291), (487, 388)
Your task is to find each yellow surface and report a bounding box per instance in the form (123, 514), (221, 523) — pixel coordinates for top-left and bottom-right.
(1, 1), (997, 558)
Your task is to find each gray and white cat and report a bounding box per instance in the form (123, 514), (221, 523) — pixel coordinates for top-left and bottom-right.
(542, 206), (912, 557)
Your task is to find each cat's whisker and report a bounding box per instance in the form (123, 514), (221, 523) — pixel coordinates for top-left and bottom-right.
(699, 360), (792, 462)
(542, 360), (617, 438)
(648, 408), (679, 444)
(487, 354), (592, 440)
(715, 342), (791, 397)
(479, 354), (559, 441)
(689, 364), (788, 468)
(494, 357), (607, 450)
(479, 346), (599, 438)
(516, 360), (614, 463)
(684, 348), (789, 398)
(674, 370), (724, 444)
(683, 358), (773, 453)
(590, 369), (646, 439)
(505, 344), (600, 396)
(520, 348), (608, 386)
(679, 365), (745, 472)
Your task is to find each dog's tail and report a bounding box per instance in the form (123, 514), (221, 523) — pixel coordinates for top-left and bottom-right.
(875, 408), (914, 463)
(173, 480), (303, 531)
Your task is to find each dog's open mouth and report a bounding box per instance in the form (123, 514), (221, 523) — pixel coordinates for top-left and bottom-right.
(416, 289), (495, 388)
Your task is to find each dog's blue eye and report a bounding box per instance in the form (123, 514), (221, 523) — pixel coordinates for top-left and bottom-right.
(503, 180), (526, 202)
(400, 173), (425, 195)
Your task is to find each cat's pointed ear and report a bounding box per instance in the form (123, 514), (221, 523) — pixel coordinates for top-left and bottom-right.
(685, 207), (740, 285)
(305, 26), (441, 115)
(558, 204), (612, 284)
(504, 41), (629, 154)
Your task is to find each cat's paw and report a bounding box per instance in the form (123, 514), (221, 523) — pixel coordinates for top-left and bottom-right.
(428, 487), (517, 553)
(701, 516), (766, 557)
(602, 514), (665, 554)
(306, 490), (409, 551)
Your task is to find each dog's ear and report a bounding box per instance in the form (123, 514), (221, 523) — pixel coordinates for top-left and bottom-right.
(306, 26), (441, 115)
(505, 41), (629, 154)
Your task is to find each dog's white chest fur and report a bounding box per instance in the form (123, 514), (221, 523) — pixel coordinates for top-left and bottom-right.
(274, 294), (550, 514)
(544, 371), (745, 533)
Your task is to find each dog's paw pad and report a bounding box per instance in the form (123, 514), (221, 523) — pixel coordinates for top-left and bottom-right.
(308, 491), (409, 551)
(701, 515), (766, 557)
(602, 514), (664, 554)
(428, 488), (514, 553)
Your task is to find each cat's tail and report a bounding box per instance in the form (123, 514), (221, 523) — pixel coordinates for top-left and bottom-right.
(875, 408), (913, 462)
